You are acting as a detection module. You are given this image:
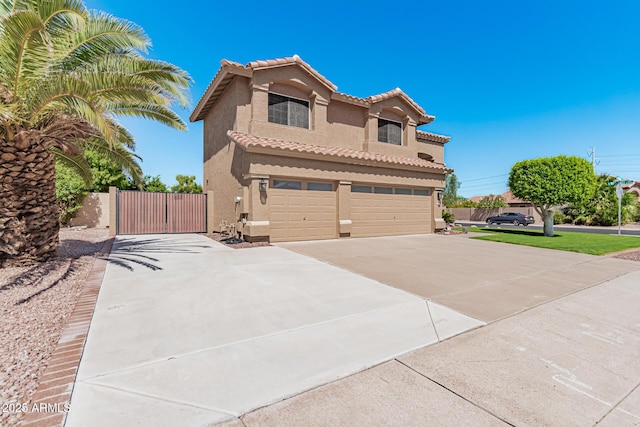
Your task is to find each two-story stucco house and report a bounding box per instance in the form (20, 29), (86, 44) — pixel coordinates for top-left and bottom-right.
(190, 55), (452, 242)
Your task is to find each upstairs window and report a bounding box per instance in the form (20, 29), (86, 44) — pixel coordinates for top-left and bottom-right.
(268, 93), (309, 129)
(378, 118), (402, 145)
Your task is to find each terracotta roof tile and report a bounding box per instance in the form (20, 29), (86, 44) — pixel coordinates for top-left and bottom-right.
(228, 131), (449, 172)
(416, 130), (451, 144)
(368, 88), (434, 123)
(331, 91), (369, 107)
(192, 56), (435, 125)
(247, 55), (337, 91)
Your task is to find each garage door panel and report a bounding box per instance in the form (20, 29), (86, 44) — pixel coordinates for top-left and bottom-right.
(351, 193), (431, 238)
(269, 188), (337, 242)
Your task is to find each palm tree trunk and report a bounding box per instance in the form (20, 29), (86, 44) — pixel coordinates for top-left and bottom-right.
(0, 138), (59, 267)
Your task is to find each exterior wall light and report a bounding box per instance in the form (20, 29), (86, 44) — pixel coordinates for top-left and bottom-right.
(259, 178), (267, 193)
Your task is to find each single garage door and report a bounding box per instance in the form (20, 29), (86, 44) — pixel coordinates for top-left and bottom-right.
(269, 180), (337, 242)
(351, 186), (431, 238)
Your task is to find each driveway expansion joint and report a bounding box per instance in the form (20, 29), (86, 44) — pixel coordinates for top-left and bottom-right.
(395, 359), (517, 427)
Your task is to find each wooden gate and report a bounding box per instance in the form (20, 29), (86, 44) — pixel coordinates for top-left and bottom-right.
(117, 191), (207, 235)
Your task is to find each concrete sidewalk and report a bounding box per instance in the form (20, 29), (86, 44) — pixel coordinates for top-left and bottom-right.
(65, 234), (482, 426)
(244, 270), (640, 426)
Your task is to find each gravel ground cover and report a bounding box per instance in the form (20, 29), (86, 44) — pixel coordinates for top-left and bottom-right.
(206, 232), (271, 249)
(0, 228), (109, 427)
(612, 249), (640, 262)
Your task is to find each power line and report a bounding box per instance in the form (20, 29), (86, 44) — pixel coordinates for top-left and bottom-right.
(598, 154), (640, 158)
(461, 173), (509, 183)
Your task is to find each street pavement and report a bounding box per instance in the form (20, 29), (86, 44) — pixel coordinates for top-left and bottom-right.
(457, 221), (640, 236)
(65, 233), (640, 426)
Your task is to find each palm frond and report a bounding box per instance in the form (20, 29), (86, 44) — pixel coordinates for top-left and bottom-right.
(52, 145), (92, 187)
(86, 53), (192, 106)
(80, 137), (142, 185)
(0, 9), (49, 93)
(109, 101), (187, 131)
(55, 10), (149, 69)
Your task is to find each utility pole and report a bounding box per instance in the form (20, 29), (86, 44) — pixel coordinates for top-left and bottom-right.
(587, 147), (599, 171)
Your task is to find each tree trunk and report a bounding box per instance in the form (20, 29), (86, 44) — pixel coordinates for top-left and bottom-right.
(0, 138), (59, 267)
(543, 208), (554, 237)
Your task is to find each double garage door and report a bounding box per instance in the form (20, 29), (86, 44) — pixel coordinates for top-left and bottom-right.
(269, 180), (433, 242)
(351, 187), (432, 237)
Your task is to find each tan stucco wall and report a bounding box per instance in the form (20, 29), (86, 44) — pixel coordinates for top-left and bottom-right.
(201, 61), (449, 240)
(203, 78), (249, 233)
(70, 192), (110, 228)
(326, 101), (366, 150)
(417, 139), (445, 164)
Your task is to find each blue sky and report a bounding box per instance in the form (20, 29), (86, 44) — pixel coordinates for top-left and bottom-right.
(85, 0), (640, 198)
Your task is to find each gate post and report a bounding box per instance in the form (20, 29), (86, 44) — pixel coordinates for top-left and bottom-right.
(207, 191), (215, 234)
(109, 186), (117, 236)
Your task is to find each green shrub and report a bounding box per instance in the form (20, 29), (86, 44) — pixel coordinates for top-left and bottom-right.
(56, 163), (89, 225)
(442, 210), (455, 224)
(553, 211), (566, 225)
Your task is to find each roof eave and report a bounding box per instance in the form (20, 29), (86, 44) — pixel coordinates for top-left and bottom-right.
(242, 144), (447, 173)
(190, 65), (252, 122)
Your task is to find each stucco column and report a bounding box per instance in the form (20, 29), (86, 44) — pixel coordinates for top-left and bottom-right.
(244, 175), (270, 242)
(108, 186), (117, 236)
(432, 188), (445, 231)
(206, 190), (215, 234)
(337, 181), (352, 236)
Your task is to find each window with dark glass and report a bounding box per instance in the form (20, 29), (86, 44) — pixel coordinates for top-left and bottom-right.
(378, 118), (402, 145)
(307, 182), (333, 191)
(374, 186), (393, 194)
(351, 185), (372, 193)
(268, 93), (309, 129)
(414, 189), (431, 196)
(395, 188), (412, 195)
(272, 179), (302, 190)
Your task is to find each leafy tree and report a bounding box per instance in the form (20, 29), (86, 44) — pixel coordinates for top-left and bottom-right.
(477, 194), (508, 208)
(170, 175), (203, 194)
(564, 175), (637, 226)
(509, 156), (596, 236)
(144, 175), (169, 192)
(85, 147), (137, 192)
(443, 173), (461, 207)
(0, 1), (191, 266)
(449, 199), (477, 208)
(55, 163), (89, 226)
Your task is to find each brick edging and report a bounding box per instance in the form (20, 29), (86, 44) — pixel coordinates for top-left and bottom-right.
(20, 237), (115, 427)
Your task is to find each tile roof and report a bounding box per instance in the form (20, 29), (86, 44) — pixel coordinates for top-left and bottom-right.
(191, 56), (436, 125)
(416, 130), (451, 144)
(228, 131), (450, 172)
(247, 55), (337, 91)
(368, 88), (430, 118)
(331, 91), (370, 107)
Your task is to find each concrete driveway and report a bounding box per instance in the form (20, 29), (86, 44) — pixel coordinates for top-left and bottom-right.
(280, 234), (640, 322)
(65, 233), (640, 426)
(65, 234), (482, 426)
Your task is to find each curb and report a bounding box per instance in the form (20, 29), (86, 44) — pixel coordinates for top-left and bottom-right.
(20, 237), (114, 427)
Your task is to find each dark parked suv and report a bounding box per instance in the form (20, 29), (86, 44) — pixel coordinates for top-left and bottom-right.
(486, 212), (534, 226)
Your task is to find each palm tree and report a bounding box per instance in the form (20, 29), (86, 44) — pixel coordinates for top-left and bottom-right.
(0, 0), (191, 266)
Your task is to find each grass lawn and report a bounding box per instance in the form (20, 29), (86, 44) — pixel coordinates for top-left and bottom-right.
(453, 227), (640, 255)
